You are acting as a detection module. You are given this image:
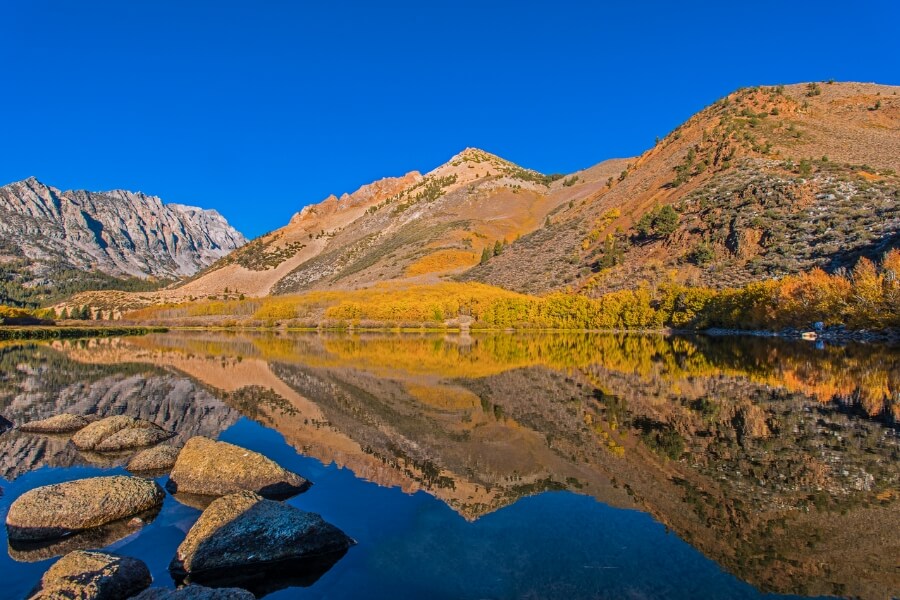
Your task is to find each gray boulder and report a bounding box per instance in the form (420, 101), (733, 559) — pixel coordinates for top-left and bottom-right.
(6, 475), (164, 541)
(72, 415), (174, 452)
(27, 550), (151, 599)
(170, 491), (353, 576)
(167, 437), (308, 498)
(19, 414), (90, 434)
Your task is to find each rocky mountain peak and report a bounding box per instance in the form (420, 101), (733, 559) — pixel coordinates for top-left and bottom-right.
(0, 178), (248, 288)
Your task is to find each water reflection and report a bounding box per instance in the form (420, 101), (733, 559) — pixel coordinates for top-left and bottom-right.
(0, 332), (897, 599)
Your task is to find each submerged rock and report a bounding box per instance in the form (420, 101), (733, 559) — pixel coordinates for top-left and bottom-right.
(72, 415), (174, 452)
(27, 550), (151, 599)
(171, 491), (353, 577)
(19, 414), (90, 434)
(167, 437), (309, 498)
(6, 475), (165, 541)
(132, 585), (254, 599)
(127, 444), (180, 473)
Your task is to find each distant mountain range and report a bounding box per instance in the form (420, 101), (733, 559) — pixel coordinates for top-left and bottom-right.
(0, 177), (246, 305)
(11, 81), (899, 313)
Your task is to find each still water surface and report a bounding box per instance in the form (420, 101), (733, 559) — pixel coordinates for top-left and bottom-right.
(0, 332), (897, 599)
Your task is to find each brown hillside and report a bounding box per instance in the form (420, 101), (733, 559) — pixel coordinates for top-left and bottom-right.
(461, 82), (900, 294)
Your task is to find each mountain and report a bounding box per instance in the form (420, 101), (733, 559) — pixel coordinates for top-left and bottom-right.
(171, 148), (629, 298)
(461, 82), (900, 294)
(0, 177), (247, 305)
(54, 82), (899, 317)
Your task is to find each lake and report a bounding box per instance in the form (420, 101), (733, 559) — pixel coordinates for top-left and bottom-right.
(0, 331), (897, 599)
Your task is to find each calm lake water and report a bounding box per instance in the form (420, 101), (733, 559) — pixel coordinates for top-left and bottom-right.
(0, 332), (897, 599)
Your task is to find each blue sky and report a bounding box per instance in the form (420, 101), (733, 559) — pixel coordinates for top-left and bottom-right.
(1, 1), (898, 238)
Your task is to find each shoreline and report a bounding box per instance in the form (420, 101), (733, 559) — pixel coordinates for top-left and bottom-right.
(87, 322), (900, 344)
(0, 325), (168, 341)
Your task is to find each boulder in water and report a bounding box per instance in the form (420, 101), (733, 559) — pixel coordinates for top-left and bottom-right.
(170, 490), (353, 577)
(19, 414), (90, 434)
(27, 550), (151, 599)
(127, 444), (180, 473)
(72, 415), (174, 452)
(167, 437), (308, 498)
(6, 475), (165, 541)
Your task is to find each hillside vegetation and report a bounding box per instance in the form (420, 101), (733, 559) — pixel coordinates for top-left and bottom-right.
(126, 249), (899, 332)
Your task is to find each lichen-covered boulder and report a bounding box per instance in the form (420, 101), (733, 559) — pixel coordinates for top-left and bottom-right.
(27, 550), (151, 599)
(72, 415), (174, 452)
(167, 437), (308, 498)
(170, 491), (353, 576)
(132, 585), (255, 599)
(127, 444), (180, 473)
(19, 414), (90, 434)
(6, 475), (165, 541)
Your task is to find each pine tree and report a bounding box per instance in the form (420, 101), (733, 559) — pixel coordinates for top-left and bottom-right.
(480, 248), (491, 265)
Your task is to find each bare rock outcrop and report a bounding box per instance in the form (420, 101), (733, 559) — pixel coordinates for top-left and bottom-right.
(0, 177), (247, 283)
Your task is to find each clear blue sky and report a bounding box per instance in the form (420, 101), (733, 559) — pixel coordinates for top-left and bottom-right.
(1, 1), (897, 238)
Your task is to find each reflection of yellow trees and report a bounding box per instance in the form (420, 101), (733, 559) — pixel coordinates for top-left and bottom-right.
(131, 330), (898, 420)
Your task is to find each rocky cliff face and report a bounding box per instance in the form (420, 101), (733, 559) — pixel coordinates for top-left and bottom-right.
(0, 177), (247, 283)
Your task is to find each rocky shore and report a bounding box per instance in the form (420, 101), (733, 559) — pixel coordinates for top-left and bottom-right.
(4, 413), (353, 598)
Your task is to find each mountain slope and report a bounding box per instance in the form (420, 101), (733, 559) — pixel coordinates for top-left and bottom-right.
(0, 177), (247, 305)
(173, 148), (628, 298)
(461, 82), (900, 294)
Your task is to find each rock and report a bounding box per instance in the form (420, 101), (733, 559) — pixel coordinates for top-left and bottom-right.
(27, 550), (151, 599)
(127, 444), (180, 473)
(132, 585), (254, 600)
(6, 475), (165, 541)
(170, 491), (353, 576)
(19, 414), (90, 434)
(167, 437), (309, 498)
(72, 415), (174, 452)
(0, 414), (13, 434)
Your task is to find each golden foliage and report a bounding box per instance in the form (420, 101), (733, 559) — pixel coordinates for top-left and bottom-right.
(405, 250), (478, 276)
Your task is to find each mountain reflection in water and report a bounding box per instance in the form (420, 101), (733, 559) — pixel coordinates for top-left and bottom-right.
(0, 332), (897, 599)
